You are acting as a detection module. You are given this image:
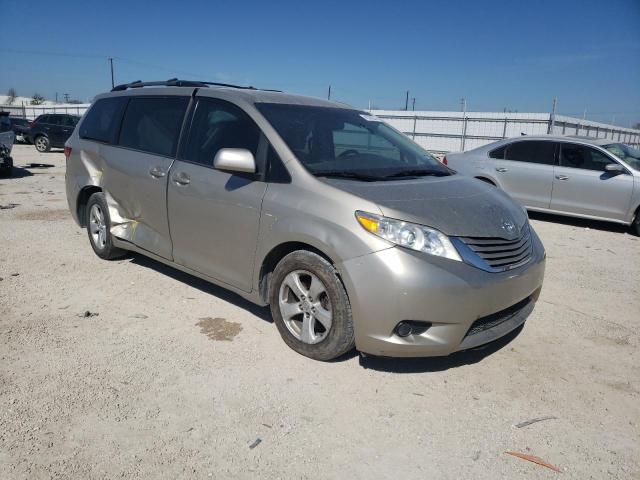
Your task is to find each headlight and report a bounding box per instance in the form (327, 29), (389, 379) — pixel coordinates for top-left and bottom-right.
(356, 211), (462, 261)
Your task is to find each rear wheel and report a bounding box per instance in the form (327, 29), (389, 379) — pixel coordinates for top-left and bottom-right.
(269, 251), (354, 361)
(85, 192), (126, 260)
(34, 135), (50, 153)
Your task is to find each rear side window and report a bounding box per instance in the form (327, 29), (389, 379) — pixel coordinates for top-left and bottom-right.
(183, 98), (260, 166)
(80, 97), (128, 143)
(560, 144), (614, 171)
(48, 115), (63, 126)
(119, 97), (189, 157)
(37, 115), (50, 124)
(504, 141), (555, 165)
(489, 145), (506, 159)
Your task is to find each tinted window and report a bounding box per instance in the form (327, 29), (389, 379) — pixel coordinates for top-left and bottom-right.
(36, 115), (50, 124)
(505, 141), (555, 165)
(560, 144), (614, 171)
(256, 103), (448, 179)
(119, 97), (188, 157)
(48, 115), (63, 126)
(489, 145), (506, 159)
(80, 97), (128, 143)
(183, 98), (260, 166)
(62, 116), (80, 127)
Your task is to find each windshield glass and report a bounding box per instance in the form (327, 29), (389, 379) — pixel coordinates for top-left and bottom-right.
(256, 103), (450, 180)
(603, 143), (640, 170)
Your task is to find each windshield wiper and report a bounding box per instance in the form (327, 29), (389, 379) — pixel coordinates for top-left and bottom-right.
(383, 169), (450, 179)
(314, 171), (383, 182)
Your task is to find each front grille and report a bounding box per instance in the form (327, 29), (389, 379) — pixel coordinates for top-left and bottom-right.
(465, 297), (531, 338)
(459, 224), (532, 272)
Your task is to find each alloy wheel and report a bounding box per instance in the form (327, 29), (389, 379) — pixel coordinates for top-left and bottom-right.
(89, 204), (107, 250)
(278, 270), (333, 344)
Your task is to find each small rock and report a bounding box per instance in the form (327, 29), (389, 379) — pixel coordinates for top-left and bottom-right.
(249, 438), (262, 449)
(80, 310), (98, 318)
(129, 314), (148, 319)
(10, 273), (19, 277)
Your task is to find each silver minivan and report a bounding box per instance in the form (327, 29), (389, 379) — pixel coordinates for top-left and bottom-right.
(444, 136), (640, 234)
(65, 80), (545, 360)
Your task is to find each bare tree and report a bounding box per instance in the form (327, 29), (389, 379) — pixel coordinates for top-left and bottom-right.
(6, 88), (17, 105)
(31, 93), (45, 105)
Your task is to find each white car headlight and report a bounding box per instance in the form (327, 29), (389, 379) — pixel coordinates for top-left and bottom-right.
(356, 211), (462, 261)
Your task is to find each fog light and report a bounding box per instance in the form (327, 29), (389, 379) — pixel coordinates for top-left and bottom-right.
(395, 322), (413, 337)
(395, 321), (432, 338)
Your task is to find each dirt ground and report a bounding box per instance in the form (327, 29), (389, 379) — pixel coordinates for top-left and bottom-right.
(1, 144), (639, 479)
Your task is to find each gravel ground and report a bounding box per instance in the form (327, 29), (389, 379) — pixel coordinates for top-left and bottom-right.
(1, 145), (639, 479)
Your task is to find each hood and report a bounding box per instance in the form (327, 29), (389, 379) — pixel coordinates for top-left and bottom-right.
(323, 174), (528, 238)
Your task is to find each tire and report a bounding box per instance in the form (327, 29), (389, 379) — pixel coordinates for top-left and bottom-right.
(632, 210), (640, 236)
(85, 192), (126, 260)
(0, 157), (12, 178)
(34, 135), (51, 153)
(269, 250), (355, 361)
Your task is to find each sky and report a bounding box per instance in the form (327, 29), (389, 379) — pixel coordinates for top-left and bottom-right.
(1, 0), (639, 127)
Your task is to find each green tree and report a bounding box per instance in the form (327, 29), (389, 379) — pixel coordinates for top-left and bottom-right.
(31, 93), (45, 105)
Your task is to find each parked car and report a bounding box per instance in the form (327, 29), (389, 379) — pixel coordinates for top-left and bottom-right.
(27, 113), (81, 152)
(0, 112), (15, 177)
(65, 79), (545, 361)
(444, 136), (640, 235)
(8, 116), (30, 143)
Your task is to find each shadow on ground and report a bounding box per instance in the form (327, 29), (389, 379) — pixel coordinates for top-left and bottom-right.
(127, 252), (524, 369)
(528, 211), (630, 234)
(2, 167), (33, 179)
(358, 325), (523, 373)
(24, 163), (55, 169)
(129, 253), (272, 322)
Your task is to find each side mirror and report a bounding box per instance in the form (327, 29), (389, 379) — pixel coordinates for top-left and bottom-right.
(605, 163), (625, 174)
(213, 148), (256, 173)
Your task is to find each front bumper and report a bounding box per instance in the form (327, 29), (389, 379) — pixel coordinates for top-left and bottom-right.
(338, 228), (546, 357)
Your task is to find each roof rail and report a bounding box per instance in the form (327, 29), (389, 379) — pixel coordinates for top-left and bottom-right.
(111, 78), (281, 92)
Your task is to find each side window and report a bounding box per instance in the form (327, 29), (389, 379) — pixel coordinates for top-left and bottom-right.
(37, 115), (50, 125)
(80, 97), (128, 143)
(266, 145), (291, 183)
(489, 145), (506, 159)
(183, 98), (260, 166)
(560, 144), (614, 171)
(62, 116), (79, 127)
(48, 115), (62, 126)
(118, 97), (189, 157)
(504, 141), (555, 165)
(0, 116), (10, 132)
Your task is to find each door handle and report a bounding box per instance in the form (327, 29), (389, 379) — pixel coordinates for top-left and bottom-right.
(173, 172), (191, 186)
(149, 166), (166, 178)
(555, 175), (569, 180)
(495, 167), (508, 172)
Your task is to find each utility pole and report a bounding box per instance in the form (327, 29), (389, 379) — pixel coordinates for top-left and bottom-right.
(368, 99), (371, 111)
(583, 108), (587, 120)
(327, 85), (331, 100)
(55, 92), (58, 103)
(405, 90), (409, 110)
(548, 97), (557, 134)
(109, 57), (115, 89)
(412, 98), (416, 111)
(63, 93), (70, 103)
(460, 97), (466, 113)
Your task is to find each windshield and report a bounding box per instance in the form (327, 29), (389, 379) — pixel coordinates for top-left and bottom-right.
(256, 103), (450, 180)
(603, 143), (640, 170)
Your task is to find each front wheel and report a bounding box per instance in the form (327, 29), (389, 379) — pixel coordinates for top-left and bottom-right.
(269, 250), (355, 361)
(34, 135), (50, 153)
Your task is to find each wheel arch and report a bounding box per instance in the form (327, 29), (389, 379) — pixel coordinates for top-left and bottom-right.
(257, 241), (338, 304)
(76, 185), (103, 227)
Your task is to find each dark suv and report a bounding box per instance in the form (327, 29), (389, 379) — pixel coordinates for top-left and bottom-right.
(28, 114), (81, 152)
